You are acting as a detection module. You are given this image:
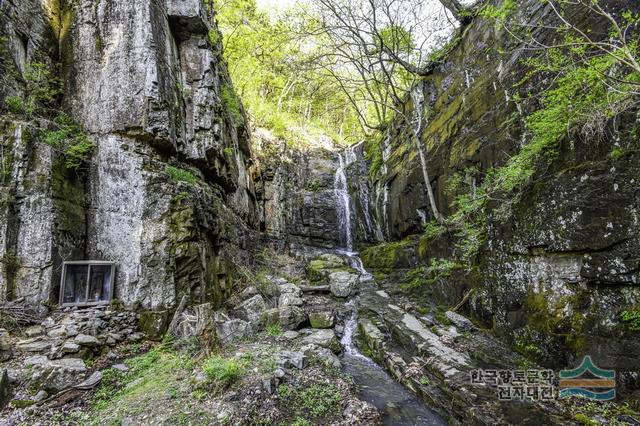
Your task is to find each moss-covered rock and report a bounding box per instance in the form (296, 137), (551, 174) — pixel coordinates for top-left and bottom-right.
(139, 310), (169, 340)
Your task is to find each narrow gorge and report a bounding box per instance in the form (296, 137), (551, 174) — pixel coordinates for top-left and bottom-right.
(0, 0), (639, 425)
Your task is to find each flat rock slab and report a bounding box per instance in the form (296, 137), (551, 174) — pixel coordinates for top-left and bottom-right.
(301, 329), (341, 353)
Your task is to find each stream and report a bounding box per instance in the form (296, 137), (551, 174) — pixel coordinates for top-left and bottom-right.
(340, 302), (445, 426)
(333, 149), (444, 425)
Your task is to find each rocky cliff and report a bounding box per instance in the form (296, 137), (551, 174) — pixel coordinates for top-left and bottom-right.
(0, 0), (258, 310)
(355, 0), (640, 372)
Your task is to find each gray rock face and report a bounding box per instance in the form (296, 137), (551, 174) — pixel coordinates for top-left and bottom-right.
(254, 129), (343, 247)
(329, 271), (358, 298)
(24, 356), (87, 393)
(0, 0), (257, 309)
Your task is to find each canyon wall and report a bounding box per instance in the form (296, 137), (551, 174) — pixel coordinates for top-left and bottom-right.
(0, 0), (258, 309)
(357, 0), (640, 371)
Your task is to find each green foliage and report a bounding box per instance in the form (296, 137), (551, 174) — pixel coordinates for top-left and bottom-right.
(22, 61), (62, 117)
(266, 323), (283, 336)
(167, 166), (197, 185)
(217, 0), (363, 144)
(305, 179), (323, 192)
(479, 0), (516, 24)
(223, 147), (235, 157)
(221, 83), (243, 125)
(620, 309), (640, 331)
(403, 259), (460, 290)
(4, 96), (25, 114)
(41, 113), (94, 170)
(290, 417), (312, 426)
(298, 384), (342, 417)
(202, 355), (244, 390)
(208, 29), (220, 46)
(609, 147), (625, 160)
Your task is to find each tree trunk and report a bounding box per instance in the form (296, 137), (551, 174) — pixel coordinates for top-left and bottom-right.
(414, 130), (444, 224)
(438, 0), (471, 24)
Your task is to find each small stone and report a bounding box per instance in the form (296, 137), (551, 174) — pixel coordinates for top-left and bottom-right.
(112, 364), (129, 372)
(17, 339), (52, 353)
(235, 295), (267, 323)
(444, 311), (476, 331)
(74, 334), (99, 347)
(47, 326), (67, 339)
(329, 271), (359, 298)
(62, 342), (80, 354)
(33, 390), (48, 403)
(127, 332), (144, 342)
(25, 326), (45, 338)
(276, 351), (307, 370)
(274, 368), (286, 379)
(278, 293), (303, 307)
(0, 329), (12, 361)
(282, 330), (300, 340)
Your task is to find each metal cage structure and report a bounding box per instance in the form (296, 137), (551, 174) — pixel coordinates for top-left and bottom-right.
(59, 261), (116, 307)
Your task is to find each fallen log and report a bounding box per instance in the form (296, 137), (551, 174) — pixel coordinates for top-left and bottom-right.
(299, 285), (330, 293)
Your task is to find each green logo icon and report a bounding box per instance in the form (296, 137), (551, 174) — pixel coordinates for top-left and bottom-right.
(559, 356), (615, 401)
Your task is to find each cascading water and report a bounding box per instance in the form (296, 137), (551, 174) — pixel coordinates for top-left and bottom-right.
(334, 152), (353, 251)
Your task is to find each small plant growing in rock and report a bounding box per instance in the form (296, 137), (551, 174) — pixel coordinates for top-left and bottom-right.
(620, 310), (640, 331)
(266, 323), (283, 336)
(167, 166), (197, 185)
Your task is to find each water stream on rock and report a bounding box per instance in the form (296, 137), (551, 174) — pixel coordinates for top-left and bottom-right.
(334, 149), (444, 425)
(340, 302), (445, 426)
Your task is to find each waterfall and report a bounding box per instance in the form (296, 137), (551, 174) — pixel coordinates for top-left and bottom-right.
(340, 300), (371, 359)
(334, 152), (353, 251)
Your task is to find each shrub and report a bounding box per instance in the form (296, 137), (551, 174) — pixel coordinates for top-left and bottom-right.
(4, 96), (24, 114)
(221, 84), (243, 125)
(202, 355), (244, 390)
(167, 166), (197, 185)
(266, 324), (283, 336)
(41, 113), (94, 170)
(620, 310), (640, 331)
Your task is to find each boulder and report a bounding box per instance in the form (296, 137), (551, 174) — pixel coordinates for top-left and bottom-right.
(302, 344), (341, 369)
(445, 311), (476, 331)
(24, 356), (87, 393)
(235, 295), (267, 323)
(301, 329), (341, 353)
(283, 330), (300, 340)
(217, 319), (252, 344)
(309, 312), (334, 329)
(278, 292), (303, 307)
(261, 306), (306, 331)
(139, 310), (169, 340)
(329, 271), (359, 298)
(276, 351), (307, 370)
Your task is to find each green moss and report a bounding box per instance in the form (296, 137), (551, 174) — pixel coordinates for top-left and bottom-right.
(360, 239), (412, 270)
(609, 147), (625, 160)
(167, 166), (197, 185)
(573, 413), (599, 426)
(1, 251), (20, 300)
(620, 309), (640, 331)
